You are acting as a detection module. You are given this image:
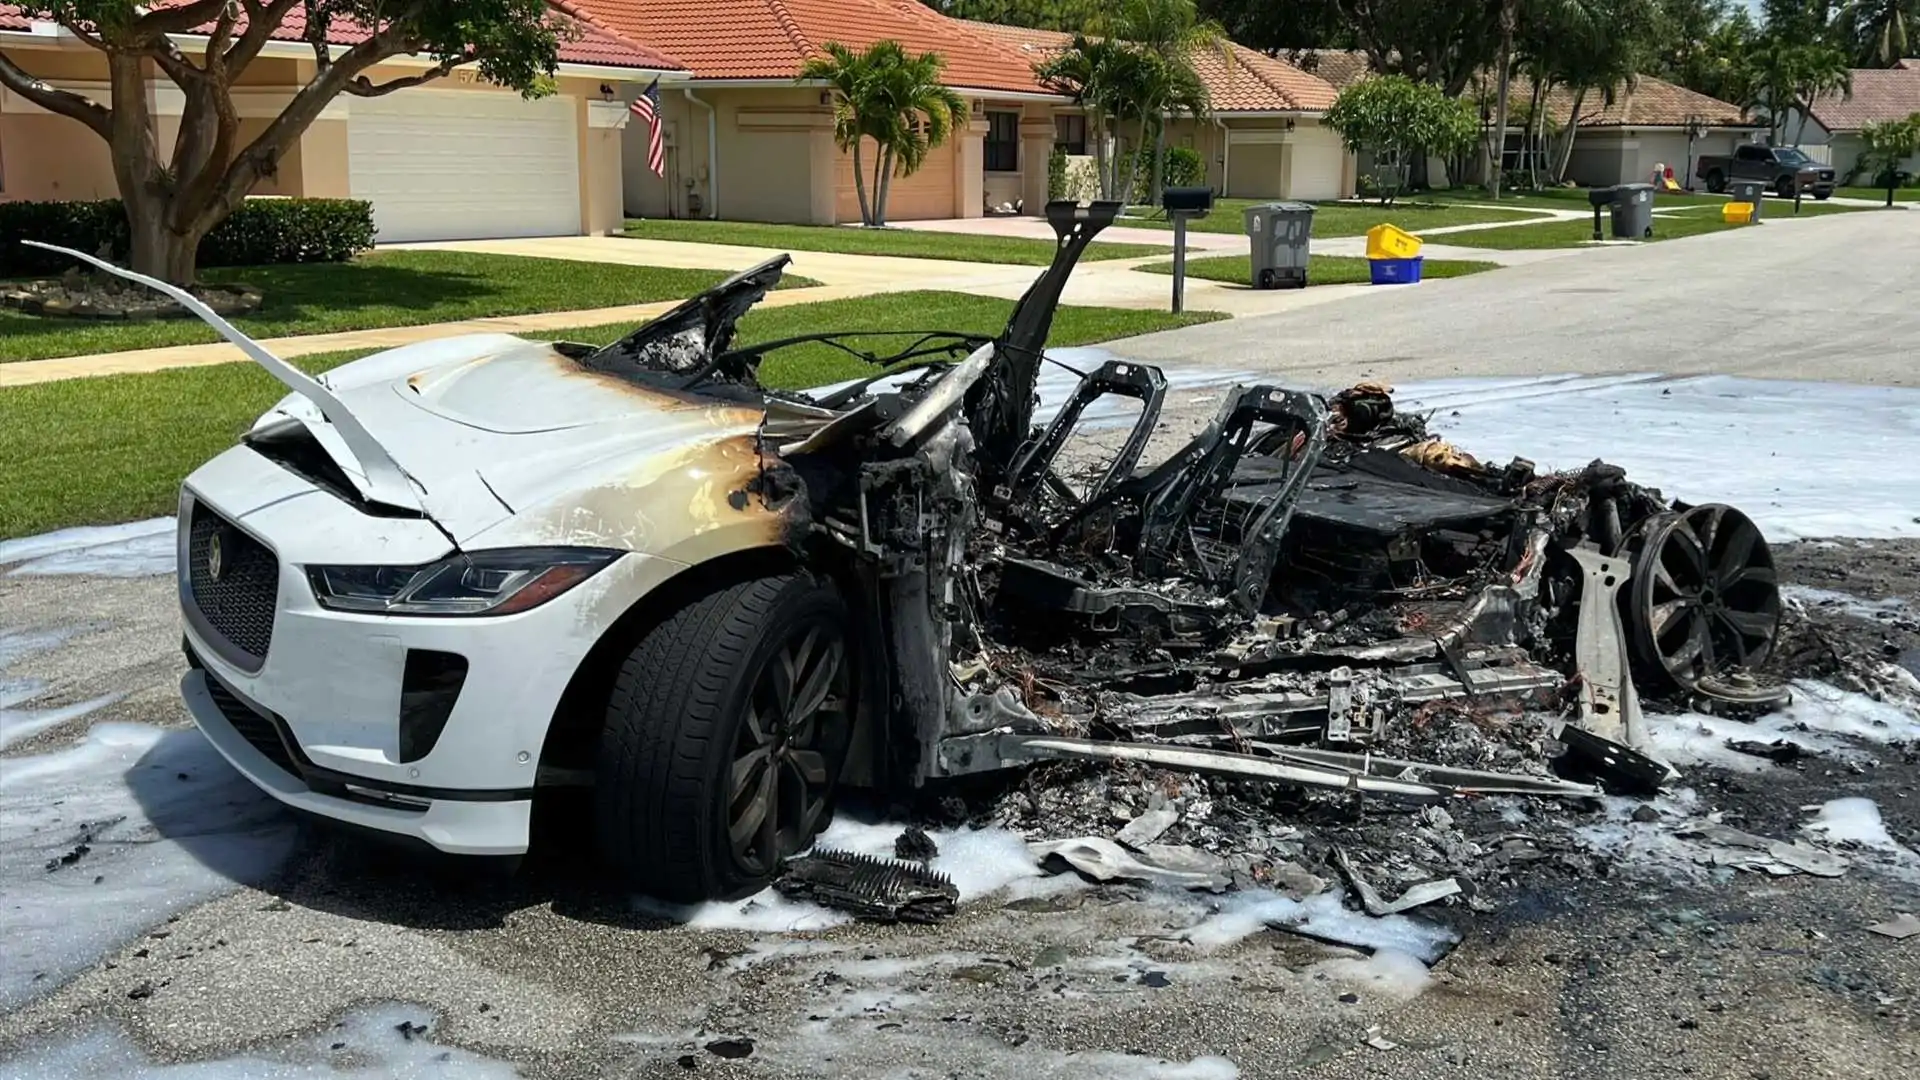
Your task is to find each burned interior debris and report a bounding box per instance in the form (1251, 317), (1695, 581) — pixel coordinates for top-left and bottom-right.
(581, 200), (1788, 831)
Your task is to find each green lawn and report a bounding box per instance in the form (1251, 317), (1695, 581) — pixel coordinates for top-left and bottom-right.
(0, 291), (1221, 537)
(1135, 253), (1499, 287)
(1836, 185), (1919, 203)
(1116, 197), (1551, 237)
(622, 218), (1168, 264)
(0, 251), (816, 365)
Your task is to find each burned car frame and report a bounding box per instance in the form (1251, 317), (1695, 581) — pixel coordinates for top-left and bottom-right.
(31, 208), (1783, 902)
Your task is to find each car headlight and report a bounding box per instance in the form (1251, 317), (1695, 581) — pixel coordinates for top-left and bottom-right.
(306, 547), (619, 616)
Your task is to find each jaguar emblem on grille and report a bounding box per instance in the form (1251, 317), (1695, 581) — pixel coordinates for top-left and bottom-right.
(208, 531), (225, 582)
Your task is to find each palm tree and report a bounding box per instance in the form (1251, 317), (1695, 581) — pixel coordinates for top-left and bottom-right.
(799, 41), (966, 227)
(1839, 0), (1913, 67)
(1098, 0), (1226, 204)
(1789, 44), (1854, 146)
(1035, 34), (1156, 202)
(800, 43), (882, 227)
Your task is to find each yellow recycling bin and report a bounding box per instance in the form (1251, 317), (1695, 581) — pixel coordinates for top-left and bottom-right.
(1723, 201), (1755, 224)
(1365, 223), (1423, 260)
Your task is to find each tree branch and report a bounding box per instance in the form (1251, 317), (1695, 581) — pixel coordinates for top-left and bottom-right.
(204, 3), (239, 64)
(0, 50), (112, 139)
(135, 0), (237, 36)
(304, 0), (333, 70)
(194, 30), (405, 236)
(226, 0), (303, 76)
(145, 32), (207, 86)
(341, 51), (475, 97)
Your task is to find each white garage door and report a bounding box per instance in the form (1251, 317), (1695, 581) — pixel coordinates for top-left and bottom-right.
(349, 90), (581, 244)
(1288, 126), (1346, 201)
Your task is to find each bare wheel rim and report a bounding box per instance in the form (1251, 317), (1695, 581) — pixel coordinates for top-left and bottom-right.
(726, 621), (849, 877)
(1624, 504), (1780, 691)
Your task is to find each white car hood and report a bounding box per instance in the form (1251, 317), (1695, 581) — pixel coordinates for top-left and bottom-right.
(265, 334), (776, 545)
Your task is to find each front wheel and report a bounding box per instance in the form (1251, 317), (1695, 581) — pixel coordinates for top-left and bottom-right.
(1776, 177), (1796, 198)
(1813, 191), (1831, 201)
(595, 571), (853, 901)
(1704, 171), (1726, 194)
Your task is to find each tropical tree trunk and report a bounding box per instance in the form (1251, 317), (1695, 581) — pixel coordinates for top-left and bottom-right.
(1151, 118), (1167, 206)
(1488, 5), (1515, 198)
(875, 145), (895, 227)
(1553, 88), (1587, 182)
(851, 137), (874, 226)
(1091, 112), (1110, 199)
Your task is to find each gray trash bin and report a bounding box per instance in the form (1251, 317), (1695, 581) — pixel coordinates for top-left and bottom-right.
(1245, 201), (1315, 289)
(1609, 182), (1656, 239)
(1728, 178), (1766, 221)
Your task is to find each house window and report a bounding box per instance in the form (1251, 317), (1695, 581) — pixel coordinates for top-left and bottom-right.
(985, 110), (1020, 172)
(1055, 114), (1087, 155)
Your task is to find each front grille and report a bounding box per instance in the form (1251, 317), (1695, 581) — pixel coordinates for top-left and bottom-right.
(189, 502), (278, 662)
(202, 673), (304, 780)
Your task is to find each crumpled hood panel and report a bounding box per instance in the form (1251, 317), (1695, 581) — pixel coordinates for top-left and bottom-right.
(267, 335), (772, 547)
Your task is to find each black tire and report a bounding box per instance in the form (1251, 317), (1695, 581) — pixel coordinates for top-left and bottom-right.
(1704, 171), (1726, 194)
(595, 571), (853, 902)
(1776, 177), (1795, 198)
(1257, 267), (1275, 289)
(1813, 190), (1831, 201)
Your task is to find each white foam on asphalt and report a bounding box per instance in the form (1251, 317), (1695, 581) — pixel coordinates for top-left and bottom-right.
(0, 692), (125, 751)
(0, 518), (176, 577)
(0, 1004), (522, 1079)
(629, 819), (1042, 931)
(0, 722), (296, 1011)
(1176, 888), (1459, 964)
(1386, 374), (1920, 540)
(1804, 798), (1909, 850)
(1647, 681), (1920, 773)
(1306, 947), (1434, 1002)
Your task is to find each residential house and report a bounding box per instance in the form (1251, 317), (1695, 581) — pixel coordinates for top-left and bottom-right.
(1794, 66), (1920, 182)
(574, 0), (1068, 225)
(0, 3), (684, 243)
(1300, 49), (1763, 190)
(1538, 76), (1765, 188)
(960, 21), (1351, 202)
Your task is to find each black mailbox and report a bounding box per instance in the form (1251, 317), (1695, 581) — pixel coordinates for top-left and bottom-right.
(1587, 185), (1618, 208)
(1162, 186), (1214, 216)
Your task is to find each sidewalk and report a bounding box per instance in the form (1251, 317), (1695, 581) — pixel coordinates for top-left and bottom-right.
(4, 227), (1546, 388)
(0, 282), (884, 388)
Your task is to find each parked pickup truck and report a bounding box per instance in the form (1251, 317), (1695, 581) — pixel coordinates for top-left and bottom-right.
(1695, 144), (1836, 199)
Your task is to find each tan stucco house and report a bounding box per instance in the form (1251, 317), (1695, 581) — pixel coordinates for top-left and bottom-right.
(0, 2), (684, 243)
(1299, 49), (1765, 190)
(1794, 65), (1920, 182)
(575, 0), (1351, 224)
(576, 0), (1072, 225)
(962, 21), (1352, 203)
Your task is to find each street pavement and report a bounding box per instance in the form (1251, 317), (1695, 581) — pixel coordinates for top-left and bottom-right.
(1109, 208), (1920, 388)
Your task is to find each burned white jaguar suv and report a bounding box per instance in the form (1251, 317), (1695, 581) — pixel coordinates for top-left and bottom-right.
(32, 206), (1783, 902)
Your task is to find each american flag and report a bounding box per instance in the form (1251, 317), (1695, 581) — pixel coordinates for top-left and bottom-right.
(630, 78), (665, 178)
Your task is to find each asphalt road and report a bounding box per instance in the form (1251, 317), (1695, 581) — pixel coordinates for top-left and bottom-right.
(1110, 209), (1920, 389)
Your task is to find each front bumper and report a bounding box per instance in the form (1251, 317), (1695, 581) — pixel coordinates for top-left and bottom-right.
(181, 665), (532, 855)
(176, 441), (686, 855)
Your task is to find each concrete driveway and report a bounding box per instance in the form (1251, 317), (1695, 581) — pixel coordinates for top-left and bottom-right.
(1109, 210), (1920, 388)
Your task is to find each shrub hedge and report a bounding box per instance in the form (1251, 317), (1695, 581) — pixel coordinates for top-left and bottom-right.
(0, 197), (376, 277)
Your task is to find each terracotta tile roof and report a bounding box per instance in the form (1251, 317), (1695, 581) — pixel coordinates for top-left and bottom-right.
(1482, 72), (1754, 129)
(1807, 67), (1920, 131)
(0, 2), (684, 72)
(1280, 48), (1373, 91)
(574, 0), (1056, 94)
(957, 19), (1337, 112)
